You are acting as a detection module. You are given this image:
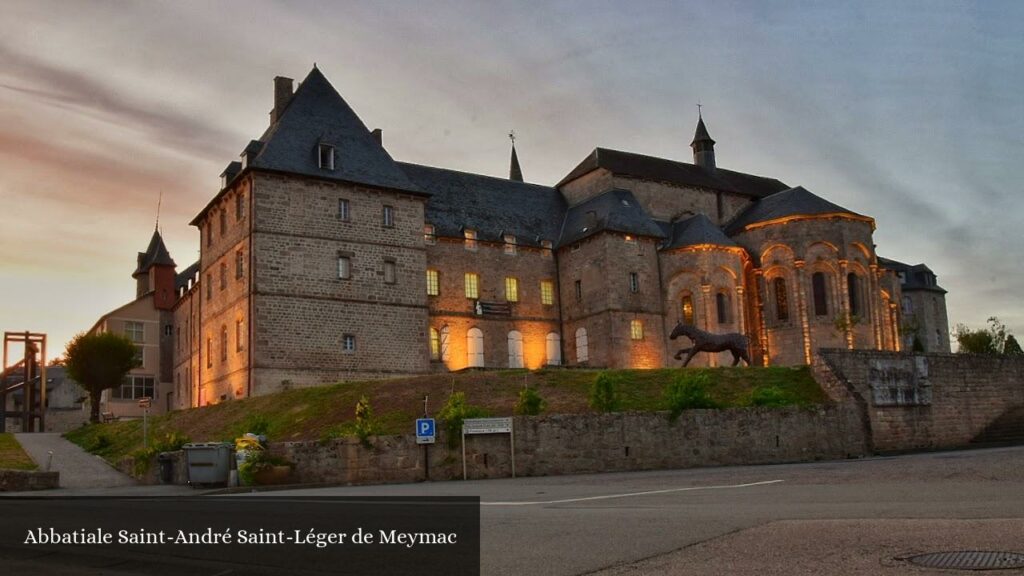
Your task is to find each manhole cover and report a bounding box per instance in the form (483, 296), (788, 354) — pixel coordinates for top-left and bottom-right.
(907, 551), (1024, 571)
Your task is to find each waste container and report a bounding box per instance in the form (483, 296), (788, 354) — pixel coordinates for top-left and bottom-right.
(183, 442), (234, 487)
(157, 452), (175, 484)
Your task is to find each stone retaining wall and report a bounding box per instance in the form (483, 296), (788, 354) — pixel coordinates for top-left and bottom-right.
(0, 469), (59, 491)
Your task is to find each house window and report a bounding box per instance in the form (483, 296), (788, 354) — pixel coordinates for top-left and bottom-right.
(504, 234), (517, 255)
(383, 205), (394, 227)
(338, 198), (350, 221)
(716, 291), (730, 324)
(545, 332), (561, 366)
(773, 277), (789, 321)
(575, 280), (582, 302)
(125, 321), (144, 343)
(220, 325), (227, 361)
(236, 318), (244, 352)
(467, 328), (484, 367)
(629, 272), (639, 293)
(812, 272), (829, 317)
(507, 331), (524, 368)
(902, 296), (913, 314)
(342, 334), (356, 353)
(847, 273), (862, 317)
(429, 327), (440, 360)
(464, 229), (477, 251)
(318, 143), (335, 170)
(426, 269), (439, 296)
(219, 210), (227, 237)
(338, 256), (351, 280)
(235, 251), (244, 279)
(505, 277), (518, 302)
(424, 224), (435, 244)
(541, 239), (553, 259)
(540, 280), (554, 305)
(630, 320), (644, 340)
(681, 293), (694, 325)
(624, 234), (636, 244)
(112, 375), (155, 400)
(439, 325), (450, 362)
(384, 259), (396, 284)
(464, 273), (479, 299)
(220, 262), (227, 290)
(575, 328), (589, 363)
(164, 324), (172, 337)
(133, 345), (144, 368)
(236, 193), (244, 221)
(206, 337), (212, 368)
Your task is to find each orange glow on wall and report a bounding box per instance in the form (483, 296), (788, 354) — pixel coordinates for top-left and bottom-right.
(741, 213), (876, 232)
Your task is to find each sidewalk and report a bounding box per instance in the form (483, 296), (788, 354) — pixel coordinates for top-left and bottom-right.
(14, 432), (136, 489)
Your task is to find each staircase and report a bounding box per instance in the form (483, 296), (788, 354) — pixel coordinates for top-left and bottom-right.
(971, 406), (1024, 447)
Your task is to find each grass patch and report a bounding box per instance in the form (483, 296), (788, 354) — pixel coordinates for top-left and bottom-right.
(0, 433), (37, 470)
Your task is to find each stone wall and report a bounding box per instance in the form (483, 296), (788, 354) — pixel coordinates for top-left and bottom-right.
(818, 349), (1024, 452)
(269, 405), (867, 485)
(0, 469), (59, 491)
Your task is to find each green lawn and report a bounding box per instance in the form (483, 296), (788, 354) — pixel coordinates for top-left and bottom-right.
(65, 366), (827, 468)
(0, 433), (37, 470)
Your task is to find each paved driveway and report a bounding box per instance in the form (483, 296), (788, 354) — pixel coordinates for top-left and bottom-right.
(14, 432), (136, 489)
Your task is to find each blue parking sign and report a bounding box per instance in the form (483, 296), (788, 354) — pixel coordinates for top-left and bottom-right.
(416, 418), (436, 444)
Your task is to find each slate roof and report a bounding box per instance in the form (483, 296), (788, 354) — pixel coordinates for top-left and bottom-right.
(691, 116), (715, 146)
(558, 189), (665, 247)
(658, 213), (739, 251)
(557, 148), (789, 199)
(725, 186), (868, 234)
(175, 260), (200, 291)
(132, 230), (176, 277)
(878, 257), (947, 293)
(399, 162), (566, 248)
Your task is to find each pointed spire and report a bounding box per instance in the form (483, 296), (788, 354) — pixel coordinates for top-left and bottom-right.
(133, 229), (176, 278)
(509, 131), (523, 182)
(690, 111), (716, 171)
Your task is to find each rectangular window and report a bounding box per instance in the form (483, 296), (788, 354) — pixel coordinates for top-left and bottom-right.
(338, 256), (351, 280)
(338, 198), (350, 221)
(504, 234), (517, 255)
(574, 280), (582, 302)
(630, 320), (644, 340)
(236, 193), (244, 221)
(629, 272), (639, 293)
(133, 345), (144, 368)
(220, 326), (228, 361)
(424, 224), (436, 244)
(540, 281), (554, 306)
(235, 251), (244, 279)
(384, 259), (396, 284)
(111, 375), (155, 400)
(383, 205), (394, 227)
(219, 210), (226, 237)
(342, 334), (356, 353)
(206, 337), (212, 368)
(235, 318), (244, 352)
(505, 277), (519, 302)
(125, 321), (144, 343)
(624, 234), (636, 244)
(464, 229), (477, 251)
(318, 143), (335, 170)
(220, 262), (227, 290)
(426, 269), (439, 296)
(464, 273), (479, 299)
(541, 240), (553, 259)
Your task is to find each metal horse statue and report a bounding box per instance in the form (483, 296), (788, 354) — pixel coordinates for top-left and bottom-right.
(669, 323), (751, 367)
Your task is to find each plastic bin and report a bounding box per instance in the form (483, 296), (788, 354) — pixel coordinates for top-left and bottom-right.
(183, 442), (234, 487)
(157, 452), (175, 484)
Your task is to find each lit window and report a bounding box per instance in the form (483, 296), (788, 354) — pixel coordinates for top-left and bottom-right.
(338, 256), (351, 280)
(235, 251), (244, 279)
(383, 205), (395, 227)
(505, 277), (518, 302)
(236, 193), (244, 221)
(464, 229), (477, 251)
(220, 325), (228, 361)
(206, 337), (212, 368)
(424, 224), (436, 244)
(574, 280), (582, 302)
(540, 281), (554, 306)
(624, 234), (636, 244)
(464, 273), (479, 299)
(541, 239), (553, 259)
(629, 272), (639, 293)
(681, 293), (694, 325)
(236, 318), (244, 352)
(125, 321), (144, 343)
(338, 199), (350, 221)
(342, 334), (356, 353)
(429, 327), (440, 360)
(384, 260), (396, 284)
(426, 269), (439, 296)
(504, 234), (517, 255)
(630, 320), (644, 340)
(318, 143), (335, 170)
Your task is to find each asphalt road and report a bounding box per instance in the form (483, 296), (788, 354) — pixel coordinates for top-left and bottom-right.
(3, 446), (1024, 575)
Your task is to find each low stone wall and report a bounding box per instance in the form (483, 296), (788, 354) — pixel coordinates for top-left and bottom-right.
(0, 469), (60, 491)
(270, 404), (868, 485)
(818, 350), (1024, 452)
(119, 450), (189, 485)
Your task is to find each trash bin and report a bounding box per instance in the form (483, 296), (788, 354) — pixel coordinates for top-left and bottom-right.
(157, 452), (175, 484)
(183, 442), (235, 487)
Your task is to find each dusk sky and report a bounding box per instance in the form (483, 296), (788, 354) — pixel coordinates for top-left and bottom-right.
(1, 1), (1022, 357)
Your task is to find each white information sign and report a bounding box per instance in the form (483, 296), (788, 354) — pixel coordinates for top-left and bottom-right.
(461, 417), (516, 480)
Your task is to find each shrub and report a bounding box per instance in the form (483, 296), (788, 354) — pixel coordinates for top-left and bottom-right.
(239, 413), (272, 436)
(89, 433), (112, 453)
(437, 392), (487, 448)
(748, 385), (796, 407)
(153, 431), (190, 452)
(238, 451), (293, 486)
(665, 372), (719, 420)
(353, 395), (380, 446)
(589, 372), (620, 412)
(516, 387), (546, 416)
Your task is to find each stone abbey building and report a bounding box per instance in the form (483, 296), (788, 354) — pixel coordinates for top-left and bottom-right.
(148, 67), (949, 409)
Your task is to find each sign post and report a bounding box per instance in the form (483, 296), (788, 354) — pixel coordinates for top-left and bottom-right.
(139, 397), (152, 450)
(416, 395), (433, 481)
(461, 417), (515, 480)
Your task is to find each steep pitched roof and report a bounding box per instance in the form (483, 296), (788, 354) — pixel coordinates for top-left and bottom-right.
(691, 116), (715, 146)
(878, 257), (947, 293)
(132, 229), (175, 277)
(251, 67), (422, 194)
(659, 213), (738, 251)
(725, 186), (869, 234)
(557, 147), (788, 198)
(558, 189), (665, 247)
(509, 143), (523, 182)
(399, 162), (565, 247)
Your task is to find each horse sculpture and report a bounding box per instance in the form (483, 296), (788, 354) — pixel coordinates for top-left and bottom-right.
(669, 323), (751, 367)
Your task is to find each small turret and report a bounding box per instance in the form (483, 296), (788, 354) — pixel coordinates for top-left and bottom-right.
(691, 114), (716, 171)
(509, 131), (523, 182)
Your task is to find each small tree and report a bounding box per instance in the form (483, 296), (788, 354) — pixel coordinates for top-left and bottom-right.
(589, 372), (619, 412)
(954, 317), (1010, 355)
(516, 386), (546, 416)
(1004, 335), (1023, 356)
(63, 332), (139, 423)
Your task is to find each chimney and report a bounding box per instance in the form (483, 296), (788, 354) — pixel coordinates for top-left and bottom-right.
(371, 128), (383, 146)
(270, 76), (294, 124)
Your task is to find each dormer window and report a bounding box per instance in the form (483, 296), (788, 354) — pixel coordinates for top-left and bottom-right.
(318, 143), (335, 170)
(464, 229), (478, 251)
(503, 234), (517, 255)
(624, 234), (636, 243)
(424, 224), (436, 245)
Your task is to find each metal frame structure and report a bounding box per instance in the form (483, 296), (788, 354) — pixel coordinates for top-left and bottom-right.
(1, 331), (47, 432)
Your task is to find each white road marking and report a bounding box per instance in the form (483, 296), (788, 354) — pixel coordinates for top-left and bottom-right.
(482, 479), (784, 506)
